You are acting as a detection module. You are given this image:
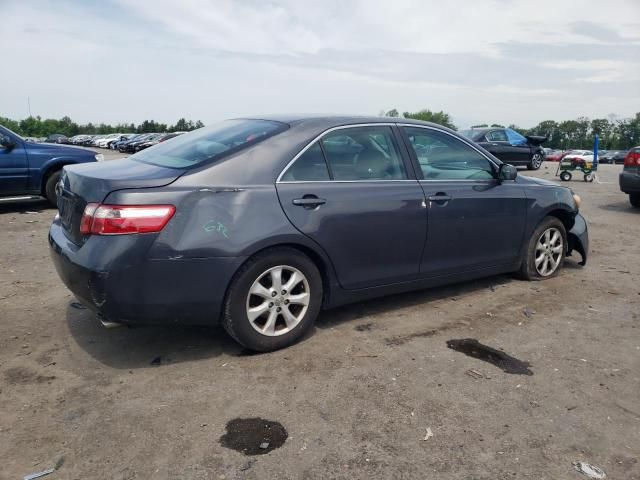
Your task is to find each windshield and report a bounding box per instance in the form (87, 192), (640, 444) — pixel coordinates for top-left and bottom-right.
(0, 125), (24, 141)
(131, 119), (288, 169)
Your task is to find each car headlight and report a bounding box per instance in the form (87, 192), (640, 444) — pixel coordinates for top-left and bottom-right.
(95, 153), (104, 162)
(572, 193), (582, 209)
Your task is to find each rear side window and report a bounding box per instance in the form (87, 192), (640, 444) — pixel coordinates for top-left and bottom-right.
(131, 119), (288, 169)
(486, 130), (508, 142)
(281, 142), (330, 181)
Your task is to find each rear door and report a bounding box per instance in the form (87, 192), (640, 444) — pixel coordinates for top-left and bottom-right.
(0, 130), (28, 194)
(400, 125), (527, 276)
(276, 124), (427, 290)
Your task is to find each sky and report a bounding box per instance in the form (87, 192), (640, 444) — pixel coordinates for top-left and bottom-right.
(1, 0), (639, 129)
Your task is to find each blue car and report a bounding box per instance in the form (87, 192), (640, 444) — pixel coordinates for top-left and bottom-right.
(0, 125), (101, 205)
(49, 115), (588, 351)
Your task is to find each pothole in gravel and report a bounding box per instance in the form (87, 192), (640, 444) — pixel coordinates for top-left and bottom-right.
(220, 418), (288, 455)
(446, 338), (533, 375)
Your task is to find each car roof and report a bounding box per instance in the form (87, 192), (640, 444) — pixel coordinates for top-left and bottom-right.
(234, 114), (454, 131)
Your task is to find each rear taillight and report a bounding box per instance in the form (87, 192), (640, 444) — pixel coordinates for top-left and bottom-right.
(80, 204), (176, 235)
(624, 151), (640, 167)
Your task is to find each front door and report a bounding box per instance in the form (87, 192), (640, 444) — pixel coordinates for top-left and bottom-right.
(401, 126), (527, 276)
(276, 125), (427, 290)
(0, 130), (28, 195)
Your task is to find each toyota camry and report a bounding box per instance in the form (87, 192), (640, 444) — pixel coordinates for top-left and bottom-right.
(50, 116), (588, 351)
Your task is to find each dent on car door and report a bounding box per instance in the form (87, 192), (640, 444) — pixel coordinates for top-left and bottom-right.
(276, 125), (427, 290)
(401, 126), (527, 276)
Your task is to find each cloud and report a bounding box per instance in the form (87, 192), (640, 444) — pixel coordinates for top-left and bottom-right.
(1, 0), (639, 128)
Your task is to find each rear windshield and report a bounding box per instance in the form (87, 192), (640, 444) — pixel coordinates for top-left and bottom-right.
(131, 119), (288, 169)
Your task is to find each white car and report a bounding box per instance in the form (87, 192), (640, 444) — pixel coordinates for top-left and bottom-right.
(562, 150), (593, 162)
(95, 134), (123, 148)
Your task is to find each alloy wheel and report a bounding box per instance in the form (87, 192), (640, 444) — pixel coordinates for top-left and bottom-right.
(535, 227), (563, 276)
(245, 265), (310, 336)
(532, 153), (543, 169)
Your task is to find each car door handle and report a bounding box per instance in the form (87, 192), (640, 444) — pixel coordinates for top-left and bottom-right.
(428, 193), (451, 205)
(292, 196), (326, 208)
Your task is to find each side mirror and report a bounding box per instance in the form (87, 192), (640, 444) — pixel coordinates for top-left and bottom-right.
(0, 135), (15, 150)
(498, 164), (517, 181)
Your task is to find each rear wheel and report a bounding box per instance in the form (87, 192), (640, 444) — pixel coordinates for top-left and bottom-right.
(222, 247), (323, 352)
(559, 171), (572, 181)
(517, 217), (567, 281)
(584, 173), (594, 182)
(527, 152), (543, 170)
(44, 170), (61, 206)
(630, 194), (640, 208)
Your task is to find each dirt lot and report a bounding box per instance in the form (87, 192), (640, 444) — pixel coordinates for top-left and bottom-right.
(0, 156), (638, 480)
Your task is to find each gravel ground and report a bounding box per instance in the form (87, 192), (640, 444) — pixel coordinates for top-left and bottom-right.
(0, 156), (638, 480)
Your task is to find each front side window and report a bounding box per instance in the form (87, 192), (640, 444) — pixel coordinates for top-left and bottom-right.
(486, 130), (508, 142)
(403, 127), (495, 180)
(321, 126), (407, 180)
(131, 119), (288, 169)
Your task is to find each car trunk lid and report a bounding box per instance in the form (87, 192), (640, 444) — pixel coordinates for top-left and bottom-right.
(57, 158), (182, 244)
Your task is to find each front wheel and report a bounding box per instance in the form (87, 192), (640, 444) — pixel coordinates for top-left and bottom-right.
(527, 153), (543, 170)
(559, 171), (572, 181)
(44, 170), (61, 206)
(630, 194), (640, 208)
(517, 217), (567, 281)
(222, 247), (323, 352)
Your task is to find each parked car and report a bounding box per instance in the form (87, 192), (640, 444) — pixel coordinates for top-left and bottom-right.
(44, 134), (68, 144)
(562, 150), (594, 163)
(545, 149), (568, 162)
(460, 127), (547, 170)
(118, 133), (156, 153)
(108, 134), (136, 149)
(0, 124), (101, 205)
(133, 133), (164, 152)
(612, 150), (628, 164)
(49, 116), (588, 352)
(619, 146), (640, 207)
(600, 150), (618, 164)
(134, 132), (183, 151)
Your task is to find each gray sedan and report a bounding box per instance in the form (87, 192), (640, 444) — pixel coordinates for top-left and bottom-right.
(49, 115), (588, 351)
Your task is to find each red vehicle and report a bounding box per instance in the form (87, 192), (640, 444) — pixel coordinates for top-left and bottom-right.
(545, 150), (569, 162)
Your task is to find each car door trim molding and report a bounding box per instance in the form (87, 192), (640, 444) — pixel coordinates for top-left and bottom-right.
(277, 122), (410, 183)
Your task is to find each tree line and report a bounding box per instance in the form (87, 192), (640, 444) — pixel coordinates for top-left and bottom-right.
(0, 115), (205, 138)
(382, 108), (640, 150)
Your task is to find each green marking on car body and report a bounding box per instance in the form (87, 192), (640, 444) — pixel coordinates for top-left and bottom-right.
(203, 220), (229, 238)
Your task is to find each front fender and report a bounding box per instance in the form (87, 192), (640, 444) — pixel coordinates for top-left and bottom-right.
(31, 157), (94, 192)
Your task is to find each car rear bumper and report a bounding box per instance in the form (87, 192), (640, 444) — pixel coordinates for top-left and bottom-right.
(567, 213), (588, 266)
(49, 218), (246, 326)
(619, 171), (640, 194)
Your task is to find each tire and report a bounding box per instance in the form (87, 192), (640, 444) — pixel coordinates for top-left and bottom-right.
(44, 170), (61, 206)
(222, 247), (323, 352)
(527, 152), (543, 170)
(517, 217), (567, 281)
(584, 173), (594, 182)
(560, 171), (572, 182)
(630, 194), (640, 208)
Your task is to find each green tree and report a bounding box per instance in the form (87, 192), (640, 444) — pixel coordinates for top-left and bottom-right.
(384, 108), (400, 118)
(403, 109), (456, 130)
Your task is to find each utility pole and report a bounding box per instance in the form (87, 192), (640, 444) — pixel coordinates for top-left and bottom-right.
(27, 97), (32, 117)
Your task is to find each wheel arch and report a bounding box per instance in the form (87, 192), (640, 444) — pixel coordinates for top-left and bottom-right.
(40, 161), (73, 195)
(545, 207), (576, 233)
(231, 240), (338, 309)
